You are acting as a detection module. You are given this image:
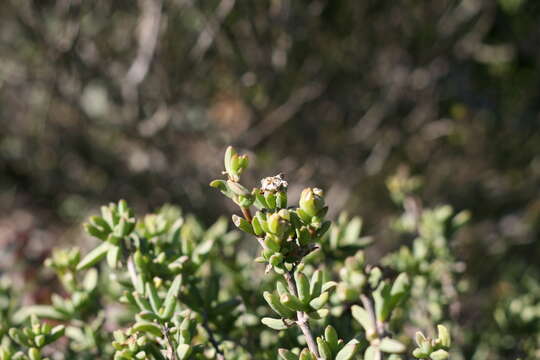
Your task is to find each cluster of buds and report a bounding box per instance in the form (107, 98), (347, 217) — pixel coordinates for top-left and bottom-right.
(412, 325), (451, 360)
(44, 248), (81, 292)
(80, 200), (137, 271)
(210, 147), (254, 208)
(8, 315), (65, 360)
(112, 330), (152, 360)
(211, 148), (331, 271)
(236, 187), (330, 271)
(223, 146), (249, 182)
(211, 147), (346, 358)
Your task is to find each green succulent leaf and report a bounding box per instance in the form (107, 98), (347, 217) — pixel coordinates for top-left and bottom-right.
(77, 242), (111, 271)
(261, 317), (289, 330)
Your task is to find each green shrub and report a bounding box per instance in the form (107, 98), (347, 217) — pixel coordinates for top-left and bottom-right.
(1, 147), (470, 359)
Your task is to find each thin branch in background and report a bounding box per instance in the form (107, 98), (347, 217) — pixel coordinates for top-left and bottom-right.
(202, 316), (226, 360)
(243, 82), (326, 148)
(190, 0), (236, 61)
(123, 0), (164, 103)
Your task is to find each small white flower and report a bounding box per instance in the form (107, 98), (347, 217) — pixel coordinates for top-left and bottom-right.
(261, 173), (288, 192)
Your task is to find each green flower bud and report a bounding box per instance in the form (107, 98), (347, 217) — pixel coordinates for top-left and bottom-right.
(413, 348), (428, 359)
(415, 331), (428, 347)
(28, 348), (41, 360)
(34, 335), (45, 348)
(223, 146), (249, 181)
(267, 213), (289, 237)
(264, 235), (281, 252)
(429, 350), (449, 360)
(436, 325), (451, 348)
(269, 253), (284, 267)
(278, 209), (290, 221)
(299, 188), (325, 218)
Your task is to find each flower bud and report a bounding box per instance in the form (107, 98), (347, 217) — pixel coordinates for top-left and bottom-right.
(269, 253), (284, 267)
(299, 188), (325, 218)
(429, 350), (449, 360)
(264, 235), (281, 252)
(29, 348), (41, 360)
(267, 213), (289, 237)
(436, 325), (451, 348)
(224, 146), (249, 181)
(277, 209), (290, 221)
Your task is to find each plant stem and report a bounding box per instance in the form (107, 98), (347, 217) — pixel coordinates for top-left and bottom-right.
(284, 270), (320, 359)
(162, 324), (179, 360)
(240, 206), (267, 248)
(202, 316), (226, 360)
(240, 206), (252, 222)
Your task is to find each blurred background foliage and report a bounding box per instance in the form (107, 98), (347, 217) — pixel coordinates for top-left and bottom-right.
(0, 0), (539, 358)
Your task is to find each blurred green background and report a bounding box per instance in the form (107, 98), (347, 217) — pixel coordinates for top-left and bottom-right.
(1, 0), (539, 358)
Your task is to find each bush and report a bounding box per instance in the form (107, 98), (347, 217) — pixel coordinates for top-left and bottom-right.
(0, 146), (504, 360)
